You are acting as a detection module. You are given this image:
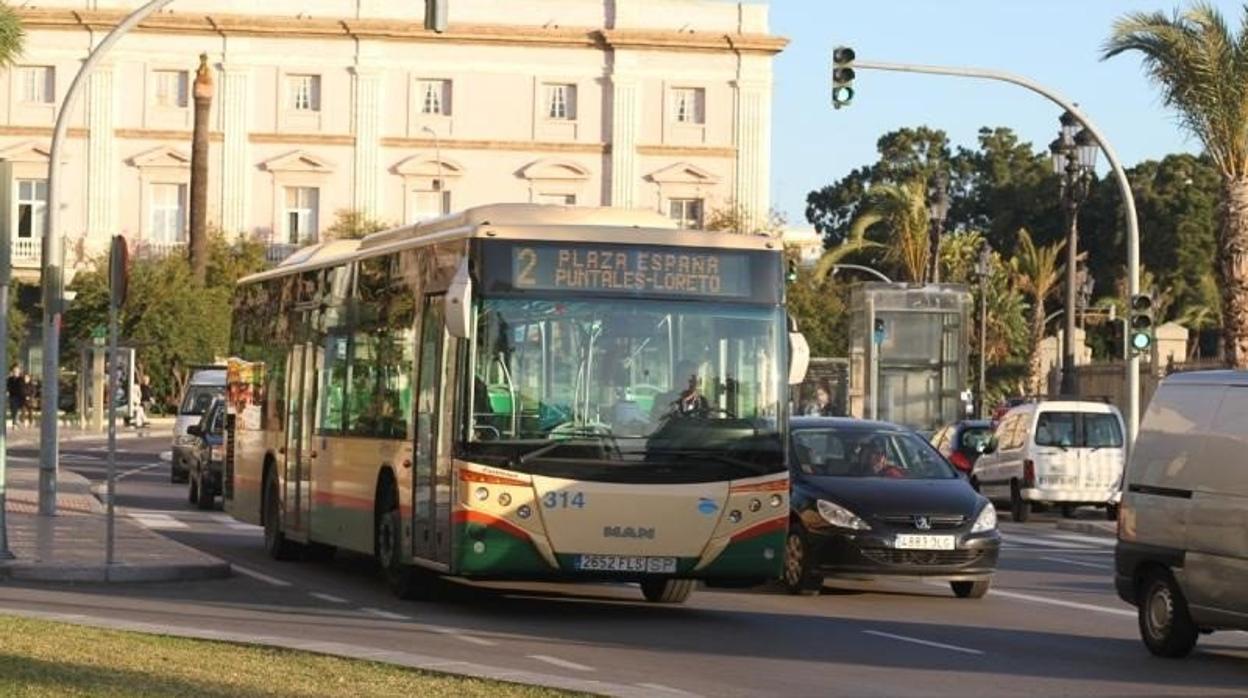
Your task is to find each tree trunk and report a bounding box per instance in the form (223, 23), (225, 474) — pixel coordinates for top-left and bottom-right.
(188, 54), (214, 285)
(1219, 178), (1248, 368)
(1026, 307), (1045, 395)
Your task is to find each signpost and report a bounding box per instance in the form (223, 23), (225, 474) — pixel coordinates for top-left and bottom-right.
(106, 236), (128, 567)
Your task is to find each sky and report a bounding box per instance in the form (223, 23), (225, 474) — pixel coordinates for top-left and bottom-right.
(768, 0), (1233, 227)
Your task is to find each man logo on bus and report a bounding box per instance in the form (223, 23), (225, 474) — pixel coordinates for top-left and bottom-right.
(604, 526), (656, 540)
(697, 498), (719, 515)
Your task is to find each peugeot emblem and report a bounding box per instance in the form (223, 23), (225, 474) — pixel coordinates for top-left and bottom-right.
(914, 516), (932, 531)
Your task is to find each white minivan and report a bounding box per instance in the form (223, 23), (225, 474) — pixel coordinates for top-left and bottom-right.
(973, 399), (1125, 522)
(1117, 370), (1248, 658)
(171, 365), (226, 483)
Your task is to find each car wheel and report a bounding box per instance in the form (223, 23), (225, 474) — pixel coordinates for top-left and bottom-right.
(782, 528), (823, 596)
(263, 476), (299, 561)
(1060, 504), (1077, 519)
(640, 578), (696, 604)
(187, 474), (199, 504)
(1106, 504), (1120, 522)
(375, 481), (424, 600)
(195, 471), (215, 510)
(1138, 569), (1199, 658)
(951, 579), (991, 599)
(171, 464), (188, 484)
(1010, 481), (1031, 523)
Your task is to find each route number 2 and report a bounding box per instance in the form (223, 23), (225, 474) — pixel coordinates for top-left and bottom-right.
(543, 491), (586, 509)
(516, 247), (538, 287)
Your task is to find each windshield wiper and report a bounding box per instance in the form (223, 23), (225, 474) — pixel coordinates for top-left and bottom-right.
(515, 428), (623, 466)
(629, 448), (774, 476)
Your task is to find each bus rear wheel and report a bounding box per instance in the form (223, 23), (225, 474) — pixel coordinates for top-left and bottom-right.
(640, 578), (695, 604)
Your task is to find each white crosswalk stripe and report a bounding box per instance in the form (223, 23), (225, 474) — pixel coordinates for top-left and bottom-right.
(124, 508), (260, 535)
(999, 527), (1115, 552)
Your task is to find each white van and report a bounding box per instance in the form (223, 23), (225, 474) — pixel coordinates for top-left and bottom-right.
(171, 365), (226, 483)
(973, 399), (1125, 523)
(1116, 371), (1248, 657)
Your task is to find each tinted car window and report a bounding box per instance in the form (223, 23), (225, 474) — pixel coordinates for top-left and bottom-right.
(958, 426), (994, 452)
(1035, 411), (1123, 448)
(181, 385), (222, 416)
(794, 427), (958, 479)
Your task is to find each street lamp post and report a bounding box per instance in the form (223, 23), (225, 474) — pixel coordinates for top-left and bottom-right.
(1049, 112), (1098, 397)
(927, 173), (950, 284)
(974, 243), (991, 418)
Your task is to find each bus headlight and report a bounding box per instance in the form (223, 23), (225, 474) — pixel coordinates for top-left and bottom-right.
(474, 487), (489, 502)
(769, 494), (783, 508)
(728, 510), (743, 524)
(517, 505), (532, 520)
(498, 492), (512, 507)
(971, 503), (997, 533)
(749, 499), (762, 513)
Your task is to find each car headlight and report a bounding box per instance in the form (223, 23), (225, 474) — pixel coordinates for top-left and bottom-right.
(970, 502), (997, 533)
(175, 435), (199, 447)
(816, 499), (871, 530)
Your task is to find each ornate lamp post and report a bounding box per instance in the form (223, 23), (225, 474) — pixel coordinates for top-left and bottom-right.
(927, 172), (950, 284)
(974, 242), (992, 418)
(1049, 111), (1098, 395)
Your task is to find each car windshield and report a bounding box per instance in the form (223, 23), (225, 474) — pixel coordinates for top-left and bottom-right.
(1034, 411), (1123, 448)
(793, 427), (958, 479)
(461, 297), (786, 481)
(180, 385), (222, 416)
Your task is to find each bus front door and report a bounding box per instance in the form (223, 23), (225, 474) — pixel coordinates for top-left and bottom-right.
(283, 343), (316, 540)
(413, 297), (446, 561)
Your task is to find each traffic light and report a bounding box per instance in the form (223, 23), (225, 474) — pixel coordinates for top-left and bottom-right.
(873, 317), (886, 345)
(426, 0), (448, 32)
(832, 46), (855, 109)
(786, 259), (799, 283)
(1129, 293), (1154, 354)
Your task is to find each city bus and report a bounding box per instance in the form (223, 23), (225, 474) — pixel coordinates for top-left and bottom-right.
(224, 204), (809, 603)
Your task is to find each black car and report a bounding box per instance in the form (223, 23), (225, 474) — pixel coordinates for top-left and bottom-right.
(930, 419), (995, 476)
(186, 398), (226, 510)
(784, 417), (1000, 598)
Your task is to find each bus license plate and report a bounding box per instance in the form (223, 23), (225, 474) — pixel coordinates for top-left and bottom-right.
(575, 555), (677, 574)
(894, 535), (955, 551)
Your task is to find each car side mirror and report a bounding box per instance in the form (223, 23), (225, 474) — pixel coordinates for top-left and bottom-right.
(187, 425), (203, 437)
(980, 438), (997, 455)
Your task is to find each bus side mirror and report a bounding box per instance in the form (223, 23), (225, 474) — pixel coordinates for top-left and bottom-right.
(788, 332), (810, 385)
(446, 260), (473, 339)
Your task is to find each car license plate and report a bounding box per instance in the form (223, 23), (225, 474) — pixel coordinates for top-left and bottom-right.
(575, 555), (677, 574)
(893, 534), (956, 551)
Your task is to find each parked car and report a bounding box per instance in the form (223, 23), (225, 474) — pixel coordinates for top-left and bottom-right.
(785, 417), (1000, 599)
(1116, 371), (1248, 658)
(973, 399), (1125, 523)
(172, 365), (226, 483)
(931, 420), (995, 476)
(186, 398), (226, 510)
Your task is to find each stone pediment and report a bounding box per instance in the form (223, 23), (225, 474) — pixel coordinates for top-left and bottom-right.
(646, 161), (719, 185)
(128, 145), (191, 169)
(519, 158), (590, 181)
(261, 150), (334, 173)
(0, 141), (51, 164)
(393, 155), (464, 178)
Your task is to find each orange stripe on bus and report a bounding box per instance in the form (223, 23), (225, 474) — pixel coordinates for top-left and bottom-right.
(452, 509), (532, 541)
(459, 469), (530, 487)
(730, 516), (787, 543)
(729, 479), (788, 494)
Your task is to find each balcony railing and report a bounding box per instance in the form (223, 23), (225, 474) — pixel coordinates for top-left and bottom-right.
(12, 237), (42, 268)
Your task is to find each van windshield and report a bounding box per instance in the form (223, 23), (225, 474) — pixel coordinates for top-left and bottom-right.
(1035, 411), (1123, 448)
(180, 386), (222, 416)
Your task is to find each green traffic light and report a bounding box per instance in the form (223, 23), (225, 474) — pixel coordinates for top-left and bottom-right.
(1131, 332), (1152, 351)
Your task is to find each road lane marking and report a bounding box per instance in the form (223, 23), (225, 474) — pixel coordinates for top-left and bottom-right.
(159, 450), (172, 462)
(231, 564), (293, 588)
(127, 513), (188, 530)
(862, 630), (983, 655)
(309, 592), (348, 604)
(1045, 532), (1116, 547)
(429, 626), (498, 646)
(1039, 555), (1111, 570)
(1001, 535), (1096, 549)
(990, 588), (1134, 618)
(361, 607), (411, 621)
(527, 655), (595, 672)
(117, 462), (163, 480)
(637, 683), (697, 696)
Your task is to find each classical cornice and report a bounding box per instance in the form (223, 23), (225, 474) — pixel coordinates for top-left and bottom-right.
(637, 144), (736, 158)
(381, 136), (608, 154)
(14, 8), (786, 55)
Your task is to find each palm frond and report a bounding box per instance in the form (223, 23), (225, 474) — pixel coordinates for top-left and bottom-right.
(0, 3), (24, 67)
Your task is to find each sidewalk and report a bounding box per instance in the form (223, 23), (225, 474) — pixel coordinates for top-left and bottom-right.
(5, 415), (177, 449)
(1, 418), (230, 583)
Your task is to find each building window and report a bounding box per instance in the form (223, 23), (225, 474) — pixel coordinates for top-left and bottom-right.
(544, 83), (576, 120)
(669, 198), (704, 229)
(288, 74), (321, 112)
(536, 193), (576, 205)
(149, 183), (188, 243)
(418, 79), (451, 115)
(15, 179), (47, 239)
(671, 87), (705, 124)
(410, 181), (451, 223)
(19, 66), (54, 104)
(285, 186), (320, 243)
(153, 70), (189, 108)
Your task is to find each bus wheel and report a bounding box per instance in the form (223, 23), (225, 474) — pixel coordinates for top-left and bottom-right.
(375, 482), (422, 600)
(640, 578), (695, 604)
(263, 476), (299, 561)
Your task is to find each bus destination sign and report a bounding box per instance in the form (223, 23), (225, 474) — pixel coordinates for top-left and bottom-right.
(510, 245), (752, 297)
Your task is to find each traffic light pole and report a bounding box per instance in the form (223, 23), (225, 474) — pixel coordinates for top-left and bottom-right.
(849, 59), (1142, 453)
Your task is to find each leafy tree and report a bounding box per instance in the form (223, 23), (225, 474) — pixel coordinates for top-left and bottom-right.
(0, 3), (25, 67)
(785, 264), (850, 357)
(325, 209), (392, 240)
(6, 280), (27, 366)
(1105, 2), (1248, 366)
(704, 202), (786, 236)
(848, 179), (931, 282)
(1012, 228), (1066, 393)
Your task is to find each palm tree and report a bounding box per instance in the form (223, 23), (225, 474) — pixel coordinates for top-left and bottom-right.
(1012, 228), (1065, 394)
(0, 4), (24, 67)
(1178, 302), (1219, 359)
(811, 239), (884, 283)
(847, 179), (930, 283)
(1105, 3), (1248, 368)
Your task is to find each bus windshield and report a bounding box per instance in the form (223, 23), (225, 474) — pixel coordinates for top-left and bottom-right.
(462, 297), (786, 481)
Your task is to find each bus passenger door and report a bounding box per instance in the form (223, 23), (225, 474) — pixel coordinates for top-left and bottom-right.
(283, 344), (315, 539)
(413, 296), (446, 561)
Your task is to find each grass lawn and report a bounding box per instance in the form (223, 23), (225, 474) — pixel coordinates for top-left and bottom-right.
(0, 615), (583, 697)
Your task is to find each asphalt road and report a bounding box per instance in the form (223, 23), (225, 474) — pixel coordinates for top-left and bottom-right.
(4, 436), (1246, 697)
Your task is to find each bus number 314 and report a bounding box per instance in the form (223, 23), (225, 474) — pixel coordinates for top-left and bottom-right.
(543, 491), (586, 509)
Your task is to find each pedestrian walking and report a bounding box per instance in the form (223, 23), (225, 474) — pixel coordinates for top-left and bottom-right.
(6, 365), (24, 428)
(131, 377), (149, 428)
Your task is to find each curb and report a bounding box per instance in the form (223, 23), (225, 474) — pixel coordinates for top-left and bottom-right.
(7, 428), (174, 450)
(0, 561), (232, 583)
(1056, 520), (1116, 536)
(0, 606), (657, 698)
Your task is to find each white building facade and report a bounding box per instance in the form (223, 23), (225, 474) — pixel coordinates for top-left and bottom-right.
(0, 0), (784, 277)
